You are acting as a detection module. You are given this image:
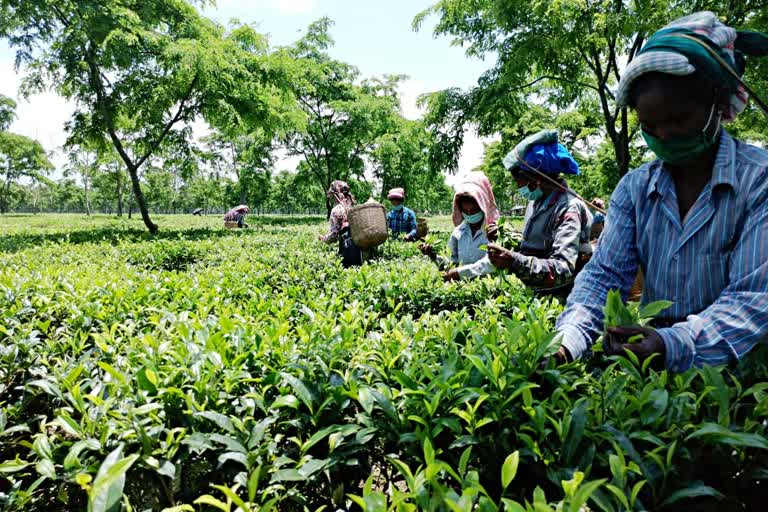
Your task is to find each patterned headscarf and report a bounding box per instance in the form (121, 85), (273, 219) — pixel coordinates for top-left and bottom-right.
(327, 180), (355, 208)
(452, 172), (501, 227)
(616, 11), (768, 122)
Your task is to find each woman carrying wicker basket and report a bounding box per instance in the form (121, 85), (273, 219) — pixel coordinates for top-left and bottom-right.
(320, 180), (370, 268)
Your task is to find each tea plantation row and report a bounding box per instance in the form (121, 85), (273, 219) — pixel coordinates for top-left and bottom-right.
(0, 215), (766, 511)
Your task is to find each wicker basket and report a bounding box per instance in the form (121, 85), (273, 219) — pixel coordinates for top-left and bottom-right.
(224, 221), (240, 230)
(628, 269), (644, 301)
(416, 217), (428, 240)
(348, 202), (388, 249)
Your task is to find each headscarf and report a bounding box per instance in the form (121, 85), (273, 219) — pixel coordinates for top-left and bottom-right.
(502, 129), (580, 176)
(327, 180), (355, 209)
(616, 11), (768, 122)
(225, 205), (249, 218)
(451, 172), (501, 227)
(387, 187), (405, 201)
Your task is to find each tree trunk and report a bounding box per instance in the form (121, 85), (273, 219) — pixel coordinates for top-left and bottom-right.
(125, 164), (157, 232)
(84, 171), (91, 216)
(128, 185), (134, 219)
(325, 196), (333, 219)
(116, 166), (124, 217)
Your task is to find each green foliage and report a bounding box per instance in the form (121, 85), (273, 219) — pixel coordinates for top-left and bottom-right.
(417, 0), (768, 181)
(0, 1), (301, 232)
(603, 290), (673, 329)
(0, 129), (54, 214)
(0, 215), (766, 511)
(0, 94), (16, 131)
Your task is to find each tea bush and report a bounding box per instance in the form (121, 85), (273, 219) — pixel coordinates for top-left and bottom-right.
(0, 214), (766, 511)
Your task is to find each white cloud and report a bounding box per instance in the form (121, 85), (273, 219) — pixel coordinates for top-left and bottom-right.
(0, 58), (75, 176)
(274, 147), (304, 172)
(398, 78), (427, 121)
(446, 127), (499, 186)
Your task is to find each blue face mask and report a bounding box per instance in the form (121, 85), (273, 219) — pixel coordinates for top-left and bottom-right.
(392, 204), (403, 212)
(517, 185), (544, 202)
(462, 211), (484, 224)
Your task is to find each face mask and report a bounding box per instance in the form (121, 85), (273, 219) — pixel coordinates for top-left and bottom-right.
(517, 185), (544, 202)
(642, 104), (721, 166)
(392, 204), (403, 212)
(462, 211), (484, 224)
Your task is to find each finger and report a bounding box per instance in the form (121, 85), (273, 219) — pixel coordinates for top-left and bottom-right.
(607, 326), (652, 337)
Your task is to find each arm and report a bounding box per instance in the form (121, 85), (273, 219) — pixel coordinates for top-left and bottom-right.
(406, 210), (418, 239)
(322, 206), (344, 243)
(508, 204), (584, 289)
(657, 196), (768, 372)
(456, 255), (496, 280)
(555, 179), (640, 360)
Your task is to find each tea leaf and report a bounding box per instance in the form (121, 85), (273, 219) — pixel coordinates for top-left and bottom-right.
(501, 451), (519, 490)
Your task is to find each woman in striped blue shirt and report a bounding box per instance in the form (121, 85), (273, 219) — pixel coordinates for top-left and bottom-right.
(554, 12), (768, 371)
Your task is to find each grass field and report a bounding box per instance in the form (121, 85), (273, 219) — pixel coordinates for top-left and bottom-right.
(1, 214), (767, 512)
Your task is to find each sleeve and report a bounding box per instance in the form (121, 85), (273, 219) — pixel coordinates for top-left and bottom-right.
(322, 206), (344, 243)
(508, 203), (584, 289)
(456, 255), (496, 280)
(407, 210), (418, 239)
(657, 191), (768, 372)
(555, 178), (640, 360)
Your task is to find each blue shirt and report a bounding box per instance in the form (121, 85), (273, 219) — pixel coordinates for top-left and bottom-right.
(557, 132), (768, 372)
(387, 207), (417, 239)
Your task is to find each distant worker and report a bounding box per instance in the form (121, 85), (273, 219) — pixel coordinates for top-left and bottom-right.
(320, 180), (367, 268)
(590, 198), (606, 240)
(386, 188), (418, 241)
(224, 204), (249, 228)
(422, 172), (500, 281)
(486, 130), (593, 297)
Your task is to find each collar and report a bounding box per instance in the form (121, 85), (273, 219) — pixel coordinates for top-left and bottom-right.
(645, 130), (738, 199)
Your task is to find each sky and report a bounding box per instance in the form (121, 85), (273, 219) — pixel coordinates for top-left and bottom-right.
(0, 0), (496, 183)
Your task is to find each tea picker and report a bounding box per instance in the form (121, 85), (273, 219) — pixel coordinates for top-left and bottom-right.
(224, 204), (249, 229)
(555, 11), (768, 371)
(485, 130), (593, 298)
(385, 188), (418, 241)
(320, 181), (388, 268)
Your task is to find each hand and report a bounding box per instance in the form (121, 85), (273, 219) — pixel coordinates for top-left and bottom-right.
(605, 326), (666, 368)
(486, 223), (499, 242)
(419, 243), (436, 259)
(486, 243), (517, 271)
(404, 234), (414, 242)
(442, 269), (460, 282)
(540, 346), (572, 370)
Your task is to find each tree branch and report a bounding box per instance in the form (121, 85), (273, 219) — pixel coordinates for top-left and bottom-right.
(84, 43), (135, 171)
(134, 74), (199, 170)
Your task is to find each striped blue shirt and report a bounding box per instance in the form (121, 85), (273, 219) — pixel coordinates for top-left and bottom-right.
(557, 131), (768, 372)
(387, 207), (418, 239)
